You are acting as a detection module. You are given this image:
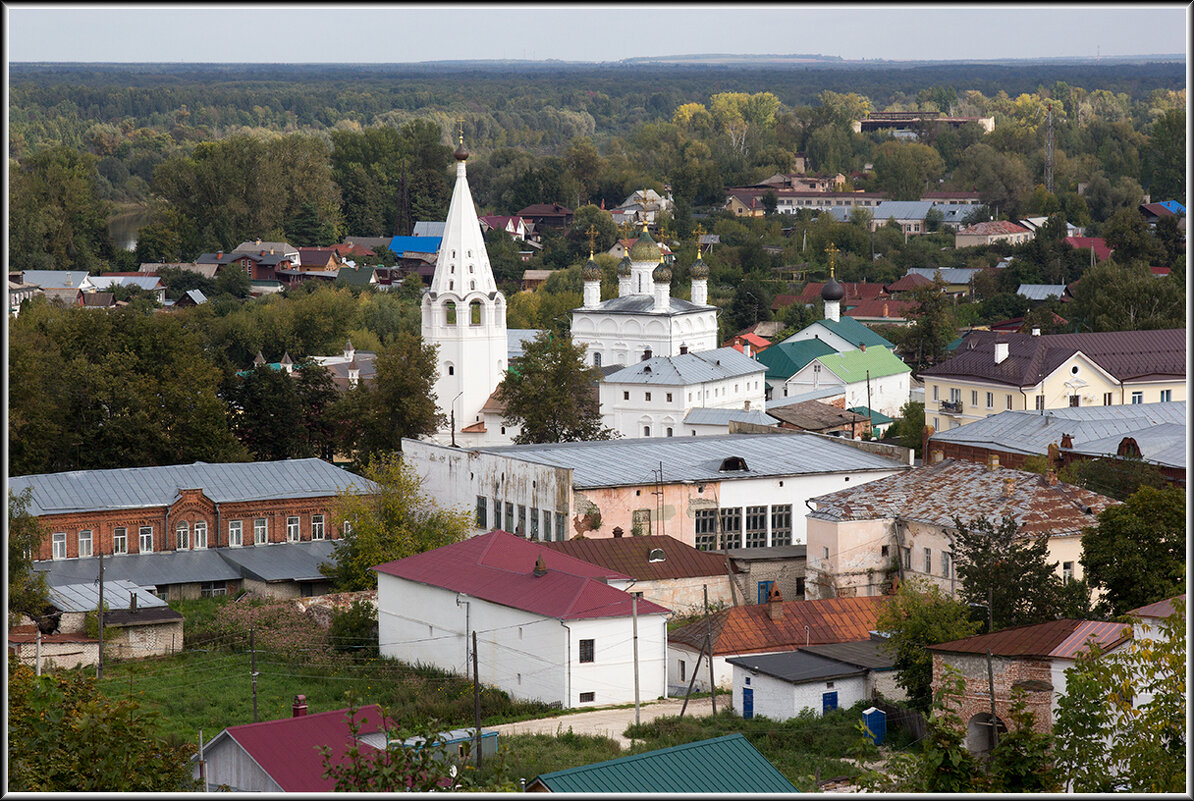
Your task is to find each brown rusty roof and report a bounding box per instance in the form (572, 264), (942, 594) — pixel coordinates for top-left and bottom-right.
(1128, 594), (1185, 619)
(670, 596), (888, 656)
(929, 618), (1130, 659)
(542, 535), (736, 581)
(766, 400), (870, 431)
(808, 458), (1116, 536)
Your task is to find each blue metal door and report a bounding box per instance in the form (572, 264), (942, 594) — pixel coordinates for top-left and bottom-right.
(742, 687), (754, 719)
(757, 580), (774, 604)
(822, 691), (838, 714)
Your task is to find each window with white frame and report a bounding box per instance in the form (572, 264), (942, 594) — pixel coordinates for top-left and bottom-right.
(78, 530), (93, 558)
(1131, 391), (1143, 404)
(254, 518), (268, 545)
(228, 520), (243, 547)
(287, 516), (300, 542)
(139, 526), (154, 553)
(194, 521), (208, 549)
(986, 392), (994, 408)
(52, 532), (67, 560)
(1062, 561), (1074, 582)
(176, 521), (189, 550)
(1006, 394), (1013, 409)
(311, 514), (325, 540)
(1161, 389), (1173, 402)
(113, 527), (128, 554)
(342, 520), (353, 536)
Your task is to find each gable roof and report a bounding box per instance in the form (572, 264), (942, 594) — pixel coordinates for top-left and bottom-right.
(541, 535), (738, 581)
(528, 733), (796, 793)
(797, 281), (888, 305)
(211, 706), (388, 792)
(920, 329), (1187, 386)
(387, 235), (441, 256)
(845, 297), (917, 320)
(871, 200), (936, 220)
(905, 266), (983, 285)
(20, 270), (92, 290)
(726, 649), (869, 684)
(1063, 236), (1113, 261)
(808, 458), (1116, 536)
(886, 271), (935, 291)
(957, 219), (1031, 237)
(812, 347), (911, 383)
(516, 203), (574, 217)
(682, 407), (774, 427)
(929, 618), (1130, 659)
(1017, 283), (1068, 301)
(755, 339), (838, 381)
(1128, 594), (1185, 620)
(767, 400), (871, 431)
(411, 221), (446, 237)
(371, 531), (669, 620)
(602, 347), (764, 386)
(49, 580), (168, 613)
(809, 315), (895, 348)
(799, 639), (897, 670)
(233, 241), (296, 254)
(670, 596), (889, 656)
(10, 459), (373, 516)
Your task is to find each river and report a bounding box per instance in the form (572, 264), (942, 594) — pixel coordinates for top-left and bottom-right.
(108, 207), (151, 252)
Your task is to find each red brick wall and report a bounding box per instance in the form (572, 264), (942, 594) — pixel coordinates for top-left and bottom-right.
(931, 652), (1054, 735)
(34, 491), (344, 561)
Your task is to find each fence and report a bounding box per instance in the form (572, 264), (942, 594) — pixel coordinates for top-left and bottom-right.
(871, 698), (928, 742)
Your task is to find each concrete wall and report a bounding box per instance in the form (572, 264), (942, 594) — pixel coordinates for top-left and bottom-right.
(104, 621), (184, 660)
(870, 668), (907, 703)
(667, 642), (737, 691)
(633, 575), (735, 615)
(731, 666), (868, 721)
(12, 640), (100, 671)
(599, 372), (767, 439)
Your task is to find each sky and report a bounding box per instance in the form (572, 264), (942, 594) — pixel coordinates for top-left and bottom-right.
(4, 4), (1188, 64)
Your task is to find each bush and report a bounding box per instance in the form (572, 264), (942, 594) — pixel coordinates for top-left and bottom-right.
(328, 600), (379, 658)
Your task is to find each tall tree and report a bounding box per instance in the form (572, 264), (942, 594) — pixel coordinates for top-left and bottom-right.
(321, 455), (471, 591)
(889, 276), (955, 370)
(1143, 108), (1185, 202)
(952, 515), (1065, 630)
(496, 331), (613, 444)
(9, 489), (51, 622)
(1068, 260), (1185, 332)
(873, 141), (945, 200)
(1080, 485), (1184, 617)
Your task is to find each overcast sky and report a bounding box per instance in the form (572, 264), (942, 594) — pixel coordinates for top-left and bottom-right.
(5, 5), (1187, 64)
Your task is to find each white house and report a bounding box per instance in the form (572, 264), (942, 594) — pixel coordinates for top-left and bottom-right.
(728, 650), (869, 720)
(599, 346), (768, 438)
(372, 531), (669, 709)
(779, 346), (911, 418)
(17, 270), (97, 293)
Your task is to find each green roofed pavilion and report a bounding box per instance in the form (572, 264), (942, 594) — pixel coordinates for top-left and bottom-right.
(525, 733), (797, 793)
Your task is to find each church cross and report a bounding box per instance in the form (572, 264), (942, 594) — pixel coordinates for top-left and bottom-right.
(825, 242), (838, 277)
(584, 225), (599, 257)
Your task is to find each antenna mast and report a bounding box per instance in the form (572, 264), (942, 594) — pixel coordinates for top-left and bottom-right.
(1045, 103), (1054, 195)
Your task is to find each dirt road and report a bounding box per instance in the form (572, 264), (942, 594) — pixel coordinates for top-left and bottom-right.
(490, 696), (717, 749)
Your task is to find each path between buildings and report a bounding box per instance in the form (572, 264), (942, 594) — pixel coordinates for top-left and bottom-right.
(490, 696), (717, 749)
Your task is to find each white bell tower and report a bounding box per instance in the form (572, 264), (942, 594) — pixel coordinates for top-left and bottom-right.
(420, 133), (507, 440)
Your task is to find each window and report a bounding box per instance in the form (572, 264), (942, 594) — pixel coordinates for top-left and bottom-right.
(679, 659), (686, 682)
(971, 390), (978, 406)
(254, 518), (268, 545)
(695, 509), (718, 551)
(902, 547), (911, 570)
(579, 692), (596, 703)
(531, 508), (540, 539)
(1006, 394), (1013, 409)
(1131, 391), (1143, 404)
(476, 496), (487, 528)
(745, 506), (767, 548)
(493, 498), (502, 530)
(505, 502), (514, 531)
(632, 508), (652, 536)
(593, 351), (601, 367)
(541, 509), (551, 541)
(1069, 394), (1080, 407)
(1161, 389), (1173, 402)
(942, 552), (952, 579)
(986, 392), (994, 408)
(311, 515), (324, 540)
(52, 532), (67, 559)
(1104, 392), (1113, 406)
(78, 530), (93, 558)
(194, 521), (208, 549)
(287, 516), (300, 542)
(881, 544), (889, 558)
(579, 639), (595, 663)
(201, 581), (227, 598)
(666, 392), (672, 402)
(1062, 561), (1074, 582)
(447, 364), (454, 375)
(342, 520), (352, 536)
(666, 427), (674, 437)
(113, 527), (128, 555)
(643, 425), (651, 437)
(795, 577), (805, 597)
(924, 547), (932, 574)
(757, 580), (775, 604)
(140, 526), (154, 553)
(176, 521), (189, 550)
(645, 392), (652, 402)
(719, 507), (742, 550)
(932, 417), (939, 430)
(950, 387), (961, 403)
(623, 391), (630, 400)
(932, 385), (939, 401)
(556, 511), (566, 542)
(517, 505), (527, 535)
(228, 520), (243, 547)
(1036, 394), (1045, 410)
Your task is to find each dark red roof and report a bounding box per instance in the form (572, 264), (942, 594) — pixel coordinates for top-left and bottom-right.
(542, 535), (738, 581)
(516, 203), (573, 217)
(845, 297), (916, 319)
(798, 281), (889, 305)
(371, 531), (669, 619)
(929, 619), (1129, 659)
(1063, 236), (1113, 262)
(921, 328), (1186, 386)
(8, 625), (97, 645)
(885, 272), (934, 292)
(1128, 594), (1185, 619)
(219, 706), (387, 792)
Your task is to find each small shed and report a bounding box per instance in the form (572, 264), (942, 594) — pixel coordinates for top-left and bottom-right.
(727, 649), (869, 721)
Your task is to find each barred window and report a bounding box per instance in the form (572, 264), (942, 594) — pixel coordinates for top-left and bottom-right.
(176, 521), (189, 550)
(771, 505), (792, 547)
(719, 507), (742, 550)
(695, 509), (718, 551)
(745, 506), (767, 548)
(579, 639), (595, 663)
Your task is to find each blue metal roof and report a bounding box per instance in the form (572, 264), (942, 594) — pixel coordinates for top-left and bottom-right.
(388, 235), (440, 255)
(1158, 200), (1186, 215)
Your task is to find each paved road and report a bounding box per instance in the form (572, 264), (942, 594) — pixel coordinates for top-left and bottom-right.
(490, 696), (717, 749)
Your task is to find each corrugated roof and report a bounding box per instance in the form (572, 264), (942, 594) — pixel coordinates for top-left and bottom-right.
(412, 221), (446, 237)
(799, 640), (896, 670)
(507, 328), (542, 360)
(670, 596), (888, 656)
(905, 267), (983, 285)
(49, 580), (167, 612)
(10, 459), (373, 516)
(726, 650), (868, 683)
(372, 531), (669, 620)
(814, 347), (911, 383)
(846, 297), (917, 320)
(1066, 422), (1186, 470)
(683, 407), (774, 427)
(20, 270), (92, 289)
(473, 432), (906, 489)
(929, 618), (1130, 659)
(1128, 594), (1185, 620)
(809, 459), (1115, 535)
(529, 733), (796, 793)
(541, 535), (737, 581)
(1017, 283), (1068, 301)
(602, 347), (765, 386)
(872, 200), (936, 219)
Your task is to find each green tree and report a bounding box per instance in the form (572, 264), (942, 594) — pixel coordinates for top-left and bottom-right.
(888, 276), (955, 370)
(951, 143), (1032, 218)
(882, 400), (926, 456)
(1057, 456), (1167, 501)
(984, 689), (1059, 791)
(873, 141), (945, 200)
(874, 577), (980, 712)
(1080, 485), (1184, 617)
(1101, 207), (1164, 265)
(321, 455), (471, 591)
(1052, 598), (1185, 793)
(8, 664), (197, 792)
(9, 489), (51, 622)
(327, 600), (379, 659)
(496, 331), (613, 444)
(1068, 260), (1185, 331)
(1143, 108), (1185, 202)
(952, 515), (1065, 630)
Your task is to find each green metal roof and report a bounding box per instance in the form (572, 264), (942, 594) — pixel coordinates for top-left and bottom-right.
(755, 339), (837, 382)
(848, 405), (895, 425)
(816, 316), (894, 349)
(527, 733), (797, 793)
(815, 346), (910, 383)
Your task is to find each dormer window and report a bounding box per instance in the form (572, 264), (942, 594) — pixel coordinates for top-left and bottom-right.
(719, 456), (749, 472)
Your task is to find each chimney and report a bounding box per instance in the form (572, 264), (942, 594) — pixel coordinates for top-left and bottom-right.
(292, 694), (308, 717)
(217, 251), (223, 259)
(679, 345), (688, 355)
(744, 400), (751, 411)
(988, 452), (1000, 471)
(256, 238), (262, 247)
(1046, 470), (1058, 486)
(931, 448), (944, 463)
(994, 342), (1009, 364)
(130, 591), (138, 612)
(1031, 327), (1041, 336)
(859, 342), (866, 352)
(1059, 433), (1073, 449)
(533, 555), (547, 577)
(767, 585), (784, 621)
(743, 342), (752, 358)
(642, 348), (652, 361)
(1002, 477), (1016, 497)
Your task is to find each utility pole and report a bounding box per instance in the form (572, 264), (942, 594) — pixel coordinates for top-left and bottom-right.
(35, 628), (42, 676)
(1045, 102), (1055, 195)
(472, 630), (482, 769)
(678, 643), (705, 719)
(97, 549), (105, 679)
(704, 584), (716, 714)
(632, 593), (640, 727)
(199, 729), (208, 792)
(251, 627), (259, 723)
(866, 370), (873, 434)
(986, 649), (999, 754)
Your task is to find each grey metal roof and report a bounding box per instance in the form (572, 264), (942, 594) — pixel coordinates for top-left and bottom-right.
(412, 221), (446, 237)
(603, 347), (765, 386)
(1067, 422), (1186, 469)
(573, 294), (713, 315)
(217, 540), (336, 583)
(683, 407), (774, 426)
(49, 580), (168, 612)
(19, 270), (91, 289)
(930, 402), (1186, 460)
(1017, 284), (1068, 301)
(10, 459), (374, 517)
(473, 432), (907, 488)
(726, 650), (869, 684)
(89, 275), (164, 291)
(906, 267), (983, 284)
(36, 549), (243, 587)
(765, 386), (845, 409)
(725, 544), (807, 561)
(798, 640), (897, 670)
(871, 200), (936, 220)
(184, 289), (208, 304)
(507, 329), (543, 361)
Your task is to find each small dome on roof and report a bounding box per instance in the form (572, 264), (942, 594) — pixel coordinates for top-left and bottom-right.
(581, 257), (601, 281)
(453, 141), (469, 161)
(653, 262), (672, 283)
(822, 276), (844, 301)
(628, 229), (661, 262)
(690, 252), (709, 280)
(617, 255), (633, 276)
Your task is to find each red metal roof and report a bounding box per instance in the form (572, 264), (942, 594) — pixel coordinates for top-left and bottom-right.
(929, 618), (1130, 659)
(797, 281), (889, 305)
(885, 272), (934, 292)
(845, 297), (917, 319)
(372, 531), (669, 620)
(1064, 236), (1113, 262)
(670, 596), (888, 656)
(542, 535), (738, 581)
(1128, 594), (1185, 619)
(220, 705), (388, 792)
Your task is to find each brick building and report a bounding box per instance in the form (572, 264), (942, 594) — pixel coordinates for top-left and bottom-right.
(928, 619), (1130, 754)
